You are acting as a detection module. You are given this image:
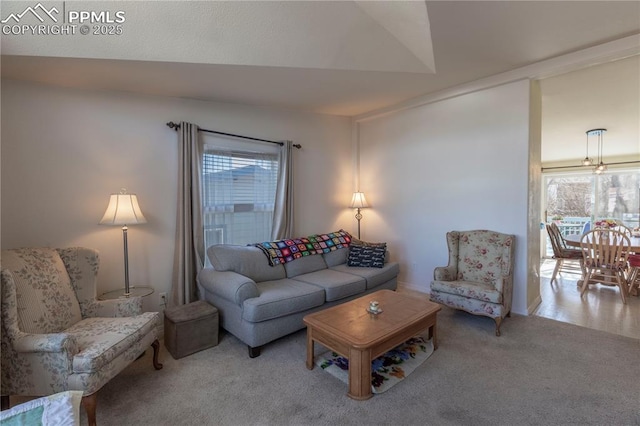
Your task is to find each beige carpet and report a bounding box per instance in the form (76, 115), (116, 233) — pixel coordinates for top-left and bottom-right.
(84, 306), (639, 425)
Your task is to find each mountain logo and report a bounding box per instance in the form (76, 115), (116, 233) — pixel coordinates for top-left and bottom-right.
(1, 3), (59, 24)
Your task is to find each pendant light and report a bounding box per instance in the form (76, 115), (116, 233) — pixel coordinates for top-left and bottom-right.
(587, 128), (607, 174)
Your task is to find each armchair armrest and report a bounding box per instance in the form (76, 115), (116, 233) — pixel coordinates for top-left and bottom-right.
(197, 268), (259, 306)
(493, 275), (513, 294)
(80, 297), (143, 318)
(434, 265), (457, 281)
(13, 332), (79, 354)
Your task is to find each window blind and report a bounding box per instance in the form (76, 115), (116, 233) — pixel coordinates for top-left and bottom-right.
(202, 148), (279, 248)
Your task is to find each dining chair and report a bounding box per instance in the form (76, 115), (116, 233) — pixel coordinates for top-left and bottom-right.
(612, 224), (632, 237)
(627, 253), (640, 297)
(580, 229), (631, 304)
(546, 223), (584, 286)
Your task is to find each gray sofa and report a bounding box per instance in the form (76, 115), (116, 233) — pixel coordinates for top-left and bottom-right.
(197, 244), (399, 357)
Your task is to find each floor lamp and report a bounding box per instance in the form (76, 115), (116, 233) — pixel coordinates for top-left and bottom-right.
(350, 192), (369, 239)
(99, 189), (147, 297)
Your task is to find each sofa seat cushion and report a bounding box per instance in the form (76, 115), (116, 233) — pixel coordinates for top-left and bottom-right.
(66, 312), (160, 373)
(430, 280), (502, 304)
(429, 290), (504, 319)
(331, 262), (400, 289)
(291, 269), (366, 302)
(242, 279), (325, 323)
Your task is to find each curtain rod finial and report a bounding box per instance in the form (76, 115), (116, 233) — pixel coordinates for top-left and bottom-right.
(166, 121), (180, 130)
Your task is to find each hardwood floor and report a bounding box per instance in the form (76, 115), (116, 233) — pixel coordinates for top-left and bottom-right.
(534, 259), (639, 339)
(399, 260), (639, 340)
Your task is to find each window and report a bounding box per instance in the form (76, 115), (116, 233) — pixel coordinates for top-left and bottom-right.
(202, 142), (279, 249)
(543, 168), (640, 255)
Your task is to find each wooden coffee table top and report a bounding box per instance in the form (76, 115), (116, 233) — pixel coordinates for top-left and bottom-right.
(303, 289), (441, 349)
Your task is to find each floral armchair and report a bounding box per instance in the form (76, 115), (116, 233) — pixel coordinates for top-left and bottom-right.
(1, 247), (163, 426)
(429, 230), (515, 336)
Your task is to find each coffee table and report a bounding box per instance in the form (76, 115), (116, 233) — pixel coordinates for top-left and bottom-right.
(304, 289), (441, 400)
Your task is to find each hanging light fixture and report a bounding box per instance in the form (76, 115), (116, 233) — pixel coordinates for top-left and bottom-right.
(581, 130), (593, 166)
(587, 128), (607, 174)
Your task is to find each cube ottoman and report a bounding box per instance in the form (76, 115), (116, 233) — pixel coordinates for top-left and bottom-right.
(164, 300), (219, 359)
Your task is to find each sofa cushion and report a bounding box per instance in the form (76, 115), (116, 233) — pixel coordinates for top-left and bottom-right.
(242, 279), (325, 323)
(284, 255), (328, 278)
(331, 262), (400, 289)
(291, 269), (366, 302)
(207, 245), (285, 283)
(323, 248), (348, 267)
(430, 279), (503, 304)
(347, 244), (387, 268)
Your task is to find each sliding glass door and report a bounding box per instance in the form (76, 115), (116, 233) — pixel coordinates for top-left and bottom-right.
(543, 169), (640, 256)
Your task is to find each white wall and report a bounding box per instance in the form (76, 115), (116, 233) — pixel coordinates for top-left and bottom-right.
(357, 79), (535, 315)
(1, 79), (353, 311)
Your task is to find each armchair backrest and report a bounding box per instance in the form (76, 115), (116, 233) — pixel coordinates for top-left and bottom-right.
(448, 230), (515, 285)
(1, 248), (83, 334)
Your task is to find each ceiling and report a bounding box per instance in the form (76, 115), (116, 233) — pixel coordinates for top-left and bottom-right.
(1, 1), (639, 163)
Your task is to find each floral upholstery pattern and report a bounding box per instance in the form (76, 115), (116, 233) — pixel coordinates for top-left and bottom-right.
(1, 247), (160, 400)
(430, 230), (515, 336)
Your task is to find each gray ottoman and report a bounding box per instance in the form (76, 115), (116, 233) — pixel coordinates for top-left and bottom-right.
(164, 300), (219, 359)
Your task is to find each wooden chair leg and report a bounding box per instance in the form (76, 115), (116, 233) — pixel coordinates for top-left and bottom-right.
(616, 272), (627, 304)
(151, 339), (163, 370)
(494, 317), (502, 337)
(580, 271), (593, 297)
(551, 259), (562, 285)
(81, 393), (97, 426)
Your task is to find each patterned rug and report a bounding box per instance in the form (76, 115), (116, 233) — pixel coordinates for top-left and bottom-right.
(315, 336), (434, 394)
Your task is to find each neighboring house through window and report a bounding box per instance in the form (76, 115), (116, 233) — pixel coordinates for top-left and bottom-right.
(202, 136), (279, 251)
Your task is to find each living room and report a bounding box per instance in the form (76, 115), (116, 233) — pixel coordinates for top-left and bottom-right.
(1, 1), (639, 424)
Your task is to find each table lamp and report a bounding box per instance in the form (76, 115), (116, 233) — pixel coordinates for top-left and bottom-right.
(99, 188), (147, 297)
(350, 191), (369, 239)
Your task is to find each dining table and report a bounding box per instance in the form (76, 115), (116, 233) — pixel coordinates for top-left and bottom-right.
(564, 233), (640, 252)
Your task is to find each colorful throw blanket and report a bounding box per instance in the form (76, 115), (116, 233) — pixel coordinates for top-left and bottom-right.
(254, 229), (352, 266)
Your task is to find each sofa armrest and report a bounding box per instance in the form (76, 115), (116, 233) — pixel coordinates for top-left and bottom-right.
(198, 268), (259, 306)
(13, 332), (79, 354)
(433, 265), (457, 281)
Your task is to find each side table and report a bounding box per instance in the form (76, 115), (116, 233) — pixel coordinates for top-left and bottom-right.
(98, 286), (154, 300)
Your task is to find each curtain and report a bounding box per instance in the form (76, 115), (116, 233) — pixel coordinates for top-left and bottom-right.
(171, 121), (205, 306)
(271, 140), (294, 239)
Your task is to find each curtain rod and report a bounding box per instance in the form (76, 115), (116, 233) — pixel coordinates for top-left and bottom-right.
(541, 160), (640, 172)
(166, 121), (301, 149)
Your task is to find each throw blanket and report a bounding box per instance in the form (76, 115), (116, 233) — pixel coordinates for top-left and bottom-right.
(254, 229), (352, 266)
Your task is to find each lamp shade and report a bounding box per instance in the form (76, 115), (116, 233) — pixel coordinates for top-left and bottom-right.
(349, 192), (369, 209)
(99, 192), (147, 226)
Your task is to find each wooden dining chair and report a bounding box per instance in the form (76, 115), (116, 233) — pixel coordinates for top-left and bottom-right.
(546, 223), (584, 286)
(627, 254), (640, 297)
(580, 229), (631, 304)
(612, 224), (633, 237)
